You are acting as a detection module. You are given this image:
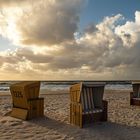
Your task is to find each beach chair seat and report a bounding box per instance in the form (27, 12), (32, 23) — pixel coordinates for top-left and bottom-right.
(70, 82), (107, 128)
(10, 81), (44, 120)
(82, 108), (103, 114)
(132, 98), (140, 101)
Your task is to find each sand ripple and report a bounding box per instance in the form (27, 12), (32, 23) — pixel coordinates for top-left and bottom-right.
(0, 90), (140, 140)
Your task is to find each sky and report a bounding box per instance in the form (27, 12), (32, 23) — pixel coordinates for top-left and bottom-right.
(0, 0), (140, 80)
(80, 0), (140, 29)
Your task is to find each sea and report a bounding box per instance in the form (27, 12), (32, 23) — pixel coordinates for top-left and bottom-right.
(0, 81), (133, 93)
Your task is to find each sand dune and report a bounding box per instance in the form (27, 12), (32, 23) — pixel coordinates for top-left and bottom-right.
(0, 89), (140, 140)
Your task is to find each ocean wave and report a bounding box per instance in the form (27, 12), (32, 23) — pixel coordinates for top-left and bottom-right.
(0, 82), (133, 93)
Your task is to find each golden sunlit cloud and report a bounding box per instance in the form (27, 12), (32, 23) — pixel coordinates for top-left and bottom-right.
(0, 0), (140, 80)
(0, 0), (85, 47)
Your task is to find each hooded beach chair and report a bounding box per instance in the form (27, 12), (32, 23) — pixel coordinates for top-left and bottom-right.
(130, 81), (140, 106)
(10, 81), (44, 120)
(70, 82), (107, 128)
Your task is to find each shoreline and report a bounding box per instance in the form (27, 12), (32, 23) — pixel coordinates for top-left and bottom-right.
(0, 89), (132, 96)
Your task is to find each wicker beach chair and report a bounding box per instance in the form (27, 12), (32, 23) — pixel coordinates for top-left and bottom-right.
(10, 81), (44, 120)
(70, 82), (107, 128)
(130, 82), (140, 106)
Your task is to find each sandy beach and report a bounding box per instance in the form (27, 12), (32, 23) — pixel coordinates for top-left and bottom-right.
(0, 89), (140, 140)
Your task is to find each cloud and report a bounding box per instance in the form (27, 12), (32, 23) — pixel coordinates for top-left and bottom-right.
(84, 24), (98, 34)
(0, 7), (140, 80)
(0, 0), (27, 7)
(76, 12), (140, 79)
(115, 11), (140, 47)
(0, 0), (85, 46)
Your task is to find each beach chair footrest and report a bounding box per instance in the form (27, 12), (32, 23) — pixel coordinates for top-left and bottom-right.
(130, 98), (140, 106)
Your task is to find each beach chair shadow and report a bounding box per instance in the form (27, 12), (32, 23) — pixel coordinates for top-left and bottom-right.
(30, 116), (140, 140)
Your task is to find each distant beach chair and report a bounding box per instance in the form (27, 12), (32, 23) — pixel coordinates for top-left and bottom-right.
(70, 82), (107, 128)
(10, 81), (44, 120)
(130, 82), (140, 106)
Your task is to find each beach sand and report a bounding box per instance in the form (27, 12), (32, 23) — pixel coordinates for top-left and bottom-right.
(0, 89), (140, 140)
